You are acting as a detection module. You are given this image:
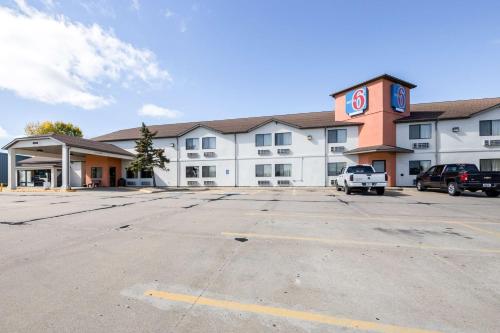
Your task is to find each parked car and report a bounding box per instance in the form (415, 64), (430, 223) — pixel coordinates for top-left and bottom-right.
(335, 164), (387, 195)
(416, 164), (500, 197)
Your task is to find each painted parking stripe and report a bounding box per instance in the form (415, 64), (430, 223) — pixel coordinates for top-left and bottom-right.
(145, 289), (441, 333)
(221, 232), (500, 254)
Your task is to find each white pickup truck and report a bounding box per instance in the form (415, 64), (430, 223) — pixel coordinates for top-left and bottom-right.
(335, 164), (387, 195)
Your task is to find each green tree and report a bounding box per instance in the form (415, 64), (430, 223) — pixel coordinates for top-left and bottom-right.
(25, 121), (83, 137)
(128, 123), (169, 187)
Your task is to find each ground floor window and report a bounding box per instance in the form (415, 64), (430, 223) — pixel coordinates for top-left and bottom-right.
(372, 160), (386, 173)
(141, 169), (153, 178)
(126, 168), (138, 178)
(202, 166), (216, 178)
(186, 166), (199, 178)
(91, 167), (103, 179)
(328, 162), (346, 176)
(255, 164), (272, 177)
(409, 160), (431, 175)
(480, 159), (500, 171)
(275, 164), (292, 177)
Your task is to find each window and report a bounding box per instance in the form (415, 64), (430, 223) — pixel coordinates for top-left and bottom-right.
(275, 132), (292, 146)
(433, 165), (445, 175)
(186, 138), (199, 150)
(480, 159), (500, 171)
(91, 167), (102, 179)
(409, 160), (431, 175)
(186, 166), (199, 178)
(202, 166), (216, 178)
(372, 160), (386, 172)
(328, 162), (346, 176)
(126, 168), (138, 179)
(255, 133), (272, 147)
(141, 169), (153, 178)
(255, 164), (272, 177)
(479, 120), (500, 136)
(328, 129), (347, 143)
(202, 137), (216, 149)
(445, 164), (479, 173)
(409, 124), (432, 139)
(275, 164), (292, 177)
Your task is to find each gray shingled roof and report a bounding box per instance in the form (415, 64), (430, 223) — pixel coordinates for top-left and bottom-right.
(2, 134), (135, 157)
(396, 97), (500, 123)
(92, 111), (362, 142)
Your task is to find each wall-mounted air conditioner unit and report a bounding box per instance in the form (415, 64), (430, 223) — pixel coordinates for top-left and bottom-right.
(277, 148), (291, 155)
(141, 181), (152, 186)
(204, 181), (216, 186)
(413, 142), (430, 149)
(330, 179), (337, 186)
(258, 149), (271, 155)
(126, 181), (137, 186)
(187, 181), (199, 186)
(257, 180), (271, 186)
(187, 152), (199, 158)
(452, 127), (460, 133)
(484, 139), (500, 147)
(277, 180), (291, 186)
(204, 152), (216, 158)
(331, 146), (345, 153)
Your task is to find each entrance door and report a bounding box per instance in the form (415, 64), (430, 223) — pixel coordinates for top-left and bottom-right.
(372, 160), (386, 173)
(109, 167), (116, 187)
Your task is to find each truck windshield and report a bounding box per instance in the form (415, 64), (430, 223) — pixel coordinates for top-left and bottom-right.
(346, 166), (375, 174)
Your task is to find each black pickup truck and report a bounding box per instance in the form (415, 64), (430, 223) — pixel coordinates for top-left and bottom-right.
(415, 164), (500, 197)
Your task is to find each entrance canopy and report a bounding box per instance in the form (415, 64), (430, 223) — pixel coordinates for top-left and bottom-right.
(343, 144), (414, 155)
(2, 134), (135, 190)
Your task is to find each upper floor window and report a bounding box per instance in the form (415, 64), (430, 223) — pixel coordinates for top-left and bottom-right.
(186, 138), (199, 150)
(479, 120), (500, 136)
(202, 137), (216, 149)
(202, 166), (216, 178)
(328, 162), (346, 176)
(255, 164), (272, 177)
(275, 132), (292, 146)
(328, 129), (347, 143)
(275, 164), (292, 177)
(255, 133), (272, 147)
(409, 124), (432, 139)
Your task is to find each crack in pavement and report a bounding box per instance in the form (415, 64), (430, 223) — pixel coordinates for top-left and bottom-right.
(0, 196), (180, 226)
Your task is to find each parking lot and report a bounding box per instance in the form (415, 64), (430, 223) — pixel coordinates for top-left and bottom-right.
(0, 187), (499, 333)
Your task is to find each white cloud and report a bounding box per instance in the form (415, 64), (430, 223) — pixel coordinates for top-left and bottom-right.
(0, 1), (170, 109)
(138, 104), (182, 119)
(0, 126), (9, 138)
(164, 8), (174, 18)
(130, 0), (140, 11)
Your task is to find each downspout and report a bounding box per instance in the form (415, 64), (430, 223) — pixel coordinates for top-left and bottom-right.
(434, 120), (439, 164)
(234, 133), (238, 187)
(324, 128), (328, 187)
(176, 137), (180, 187)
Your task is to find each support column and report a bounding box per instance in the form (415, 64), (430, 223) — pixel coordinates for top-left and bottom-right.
(7, 148), (16, 190)
(61, 145), (71, 190)
(51, 166), (57, 188)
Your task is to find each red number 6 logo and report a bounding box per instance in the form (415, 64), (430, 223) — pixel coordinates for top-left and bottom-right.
(352, 89), (366, 111)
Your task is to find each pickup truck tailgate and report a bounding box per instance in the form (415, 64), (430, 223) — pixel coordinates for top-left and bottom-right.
(468, 172), (500, 183)
(352, 173), (386, 183)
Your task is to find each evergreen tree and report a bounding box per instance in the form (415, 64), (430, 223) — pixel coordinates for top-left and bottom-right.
(128, 123), (169, 187)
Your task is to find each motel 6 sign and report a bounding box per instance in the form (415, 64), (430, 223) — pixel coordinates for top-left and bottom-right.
(391, 84), (407, 112)
(345, 87), (368, 116)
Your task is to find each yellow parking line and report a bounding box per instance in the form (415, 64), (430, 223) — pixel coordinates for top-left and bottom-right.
(244, 211), (499, 225)
(221, 232), (500, 254)
(145, 289), (441, 333)
(452, 221), (500, 240)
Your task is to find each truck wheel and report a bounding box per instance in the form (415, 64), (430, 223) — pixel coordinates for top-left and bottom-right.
(416, 180), (426, 191)
(344, 182), (352, 195)
(447, 182), (461, 196)
(375, 188), (385, 195)
(485, 190), (499, 198)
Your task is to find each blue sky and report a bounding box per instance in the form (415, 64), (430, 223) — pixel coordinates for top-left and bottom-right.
(1, 0), (500, 150)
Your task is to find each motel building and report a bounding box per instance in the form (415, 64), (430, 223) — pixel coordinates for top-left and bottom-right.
(3, 74), (500, 190)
